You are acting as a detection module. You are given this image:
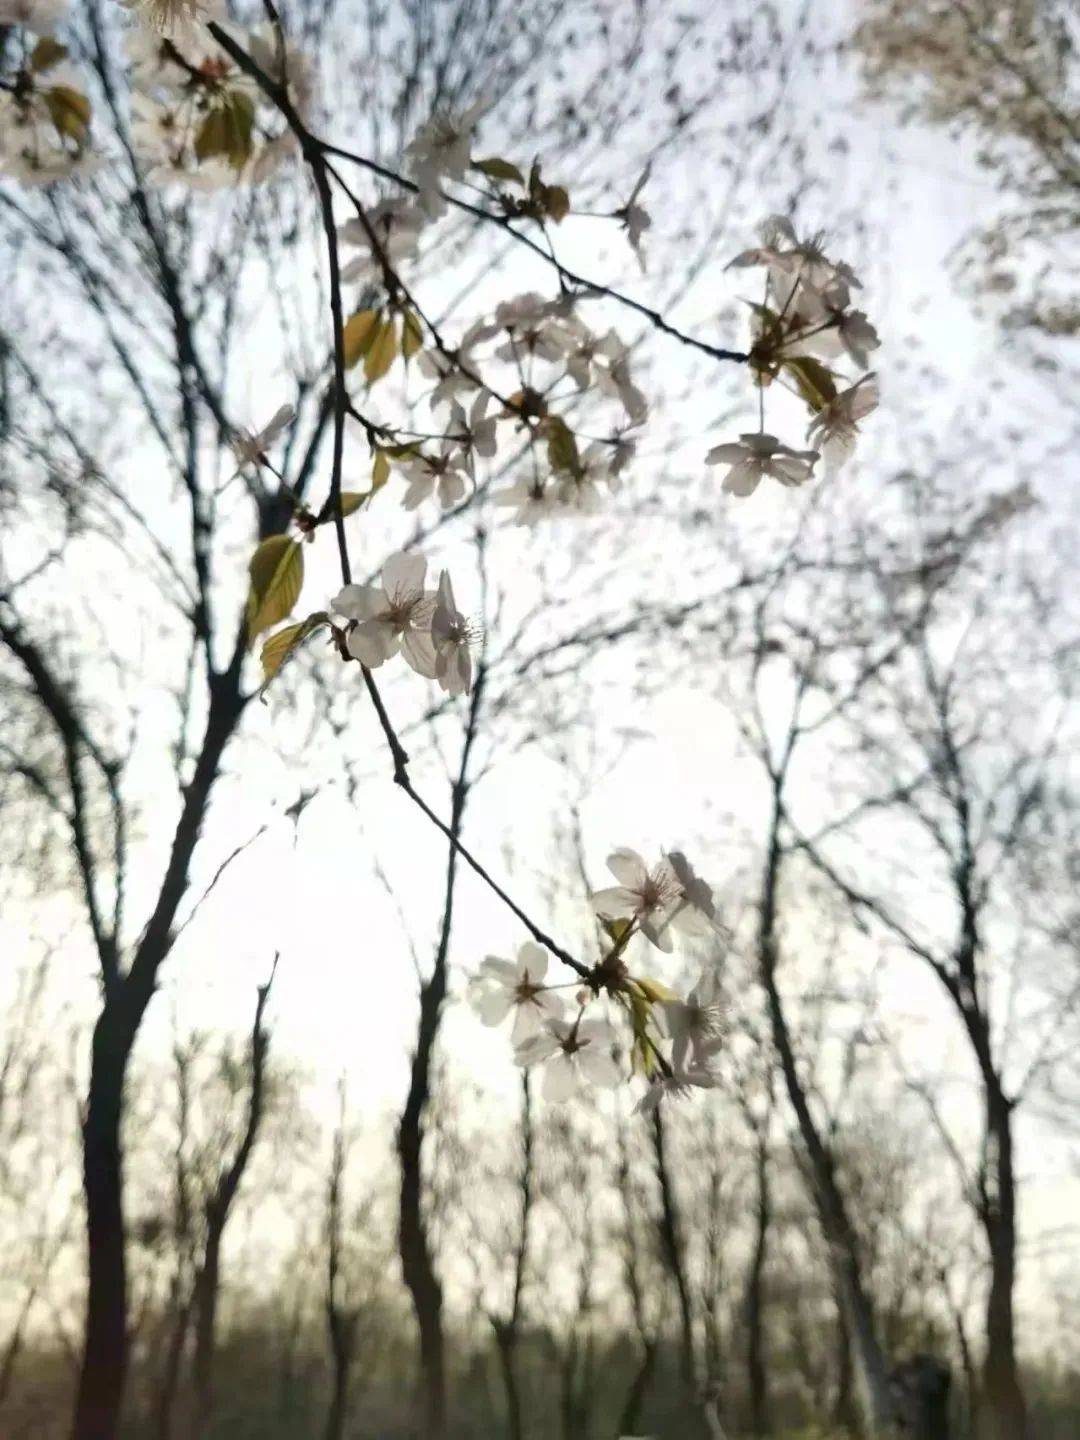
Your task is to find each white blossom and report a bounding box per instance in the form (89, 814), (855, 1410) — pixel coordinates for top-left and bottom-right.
(401, 452), (468, 512)
(446, 391), (497, 476)
(332, 551), (436, 676)
(430, 571), (476, 696)
(806, 373), (879, 472)
(514, 1016), (621, 1102)
(591, 848), (685, 952)
(340, 197), (424, 282)
(662, 966), (725, 1073)
(230, 404), (294, 470)
(635, 1064), (720, 1115)
(405, 99), (483, 211)
(705, 432), (819, 498)
(124, 0), (215, 37)
(493, 479), (559, 526)
(617, 163), (651, 272)
(469, 943), (563, 1043)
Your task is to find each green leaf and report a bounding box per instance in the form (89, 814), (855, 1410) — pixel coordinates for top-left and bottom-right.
(783, 355), (838, 413)
(245, 535), (305, 645)
(364, 318), (398, 384)
(31, 37), (68, 73)
(372, 449), (390, 491)
(601, 917), (633, 944)
(335, 492), (367, 517)
(472, 156), (525, 186)
(546, 415), (581, 475)
(632, 975), (678, 1005)
(342, 309), (380, 369)
(194, 90), (254, 170)
(259, 611), (329, 696)
(45, 85), (91, 143)
(400, 309), (424, 363)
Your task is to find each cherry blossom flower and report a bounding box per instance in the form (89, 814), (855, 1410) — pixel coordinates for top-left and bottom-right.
(662, 966), (725, 1073)
(401, 452), (468, 512)
(591, 848), (686, 952)
(417, 349), (478, 410)
(616, 163), (651, 272)
(635, 1064), (720, 1115)
(705, 432), (819, 498)
(430, 572), (476, 696)
(446, 391), (497, 477)
(494, 293), (571, 365)
(125, 0), (214, 36)
(469, 943), (563, 1043)
(339, 198), (424, 282)
(592, 848), (720, 951)
(514, 1016), (621, 1102)
(806, 373), (879, 472)
(332, 551), (436, 676)
(493, 479), (560, 526)
(666, 850), (722, 940)
(405, 99), (483, 211)
(565, 326), (623, 391)
(230, 404), (295, 471)
(596, 352), (648, 425)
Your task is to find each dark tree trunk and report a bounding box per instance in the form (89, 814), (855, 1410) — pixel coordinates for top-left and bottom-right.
(396, 674), (484, 1438)
(892, 1355), (952, 1440)
(977, 1086), (1025, 1440)
(71, 1003), (135, 1440)
(397, 960), (449, 1440)
(192, 973), (274, 1439)
(616, 1342), (656, 1439)
(758, 778), (898, 1437)
(744, 1129), (771, 1436)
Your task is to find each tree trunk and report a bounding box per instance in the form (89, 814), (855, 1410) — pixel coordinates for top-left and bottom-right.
(977, 1087), (1026, 1440)
(71, 1003), (135, 1440)
(396, 671), (484, 1439)
(398, 966), (449, 1440)
(493, 1327), (523, 1440)
(616, 1342), (656, 1439)
(758, 779), (898, 1437)
(744, 1129), (770, 1436)
(192, 974), (274, 1439)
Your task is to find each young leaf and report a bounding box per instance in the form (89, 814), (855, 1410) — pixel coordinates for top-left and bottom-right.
(546, 415), (581, 475)
(194, 90), (254, 170)
(342, 309), (380, 369)
(245, 535), (305, 644)
(364, 318), (398, 384)
(472, 156), (525, 186)
(31, 37), (68, 72)
(372, 449), (390, 490)
(783, 355), (838, 412)
(259, 611), (330, 696)
(45, 86), (91, 144)
(400, 309), (424, 363)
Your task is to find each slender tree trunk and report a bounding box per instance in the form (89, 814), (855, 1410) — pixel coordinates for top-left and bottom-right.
(758, 776), (898, 1437)
(192, 973), (274, 1440)
(977, 1086), (1025, 1440)
(397, 667), (484, 1438)
(616, 1342), (656, 1439)
(153, 1291), (191, 1440)
(744, 1129), (770, 1436)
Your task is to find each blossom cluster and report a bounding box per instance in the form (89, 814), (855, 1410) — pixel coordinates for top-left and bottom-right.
(469, 847), (727, 1109)
(332, 552), (475, 698)
(706, 216), (881, 496)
